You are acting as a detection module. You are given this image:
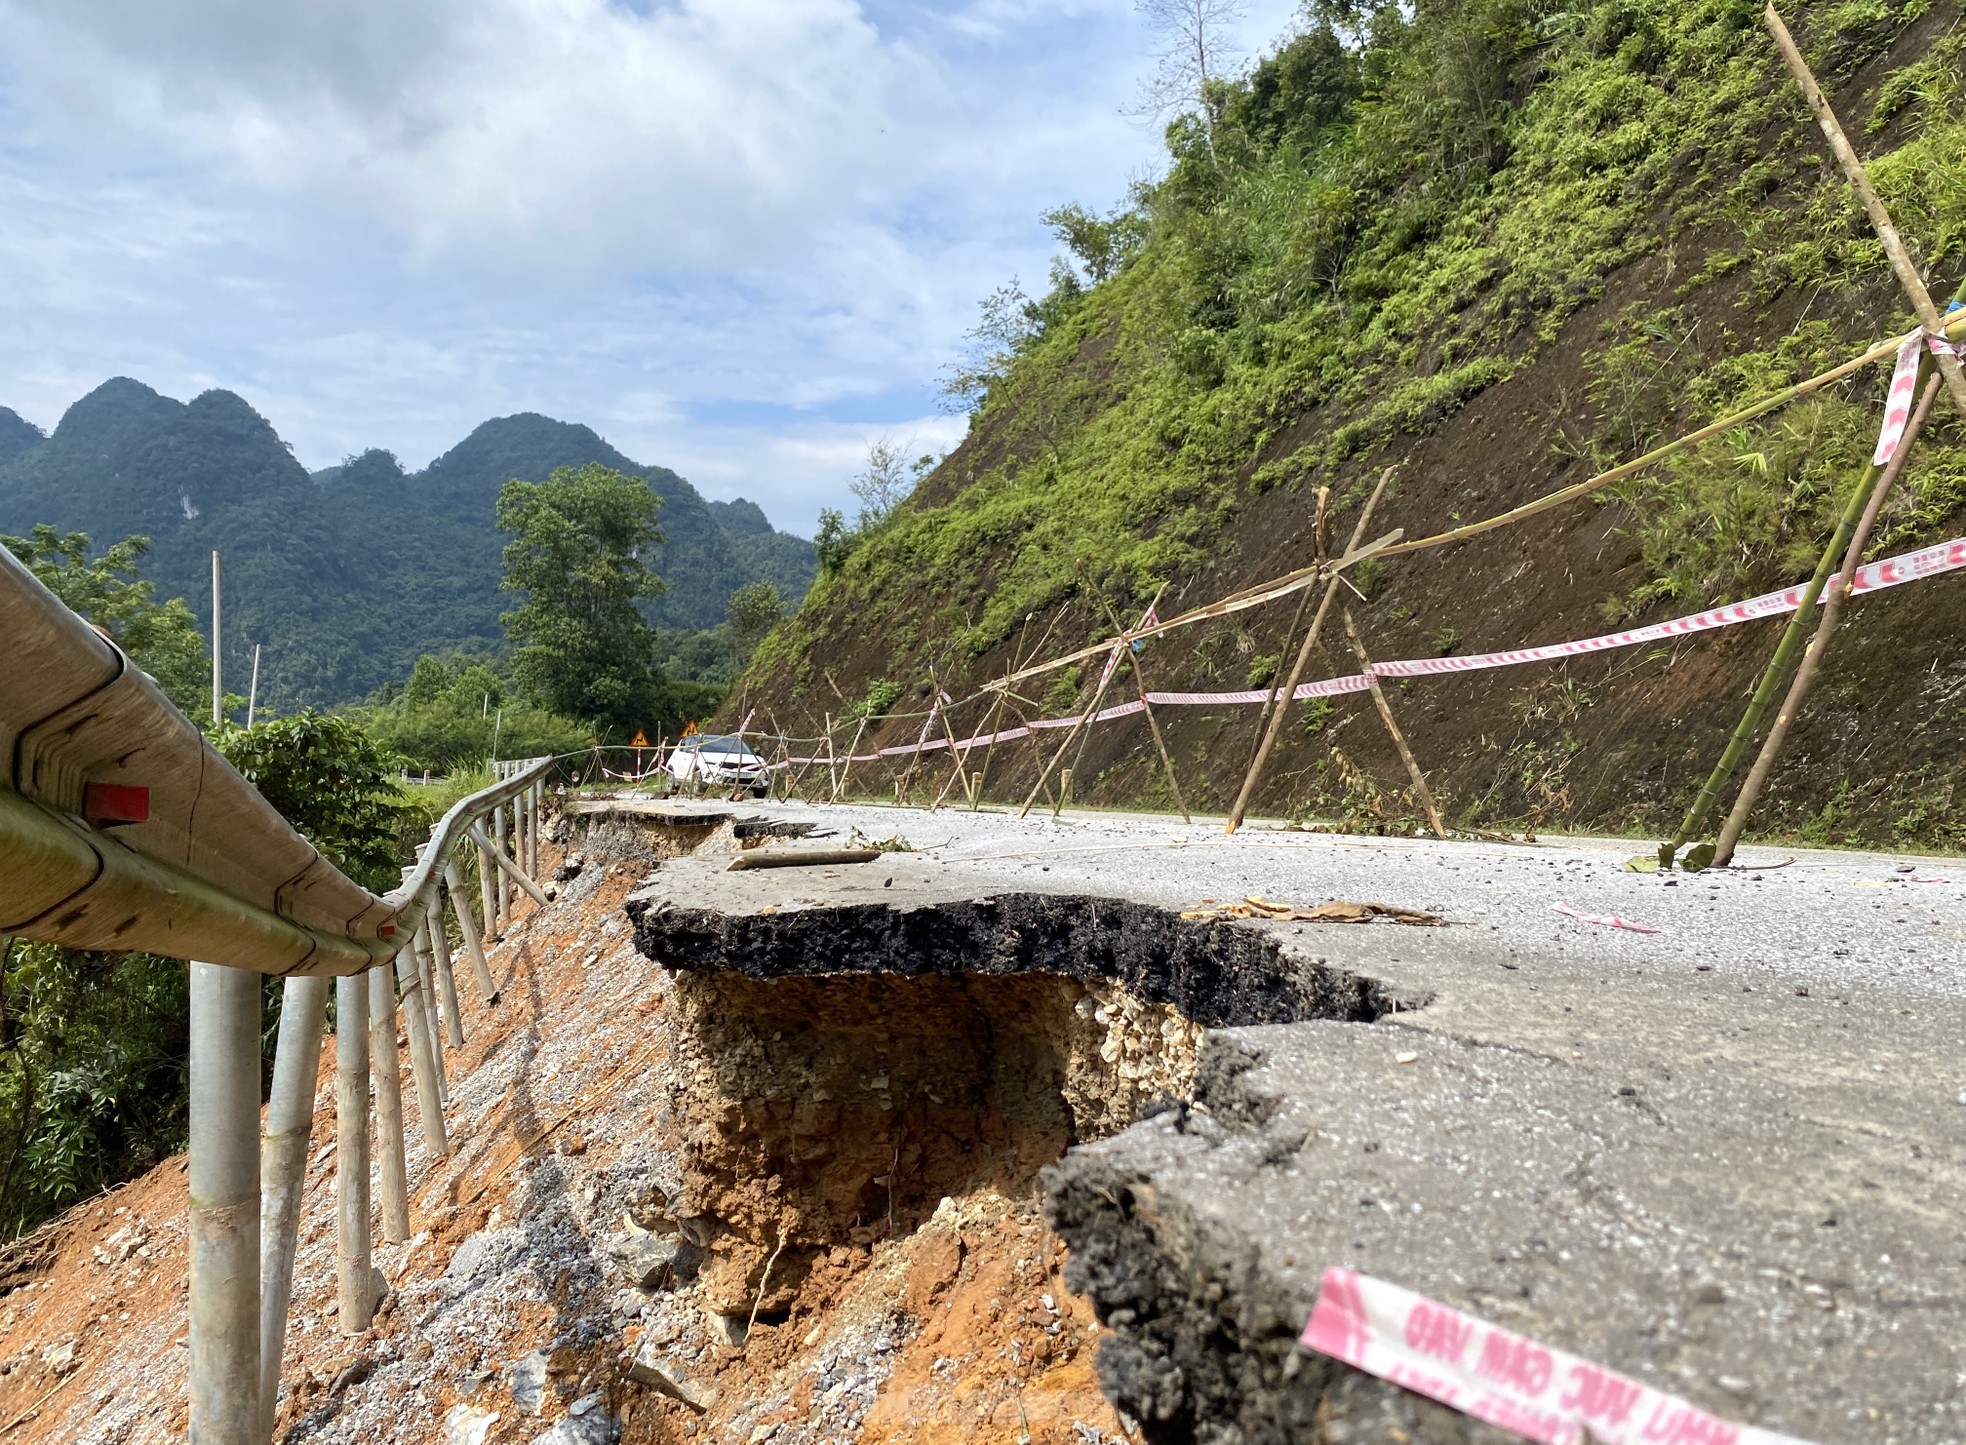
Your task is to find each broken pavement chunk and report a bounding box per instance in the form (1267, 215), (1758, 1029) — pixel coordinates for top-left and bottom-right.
(725, 847), (882, 871)
(1180, 895), (1441, 926)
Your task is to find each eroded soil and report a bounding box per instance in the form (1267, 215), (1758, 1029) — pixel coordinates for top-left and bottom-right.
(0, 815), (1136, 1445)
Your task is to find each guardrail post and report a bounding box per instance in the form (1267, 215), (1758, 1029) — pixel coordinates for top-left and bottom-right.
(333, 973), (374, 1334)
(443, 858), (499, 1004)
(423, 906), (465, 1049)
(189, 961), (261, 1445)
(470, 820), (551, 911)
(476, 833), (499, 940)
(515, 792), (530, 887)
(412, 926), (448, 1105)
(394, 941), (450, 1158)
(493, 807), (512, 928)
(258, 974), (327, 1441)
(529, 781), (542, 877)
(367, 965), (410, 1244)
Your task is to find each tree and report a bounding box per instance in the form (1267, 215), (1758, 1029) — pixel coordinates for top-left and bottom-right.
(1040, 203), (1146, 285)
(1131, 0), (1250, 164)
(849, 440), (939, 529)
(1, 525), (206, 715)
(362, 652), (594, 774)
(497, 463), (667, 731)
(725, 581), (787, 658)
(212, 713), (416, 893)
(939, 281), (1044, 413)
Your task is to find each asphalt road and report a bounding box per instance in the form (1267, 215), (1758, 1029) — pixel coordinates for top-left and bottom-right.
(624, 799), (1966, 1445)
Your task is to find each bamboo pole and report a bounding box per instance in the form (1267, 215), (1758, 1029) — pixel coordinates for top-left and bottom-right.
(393, 938), (449, 1158)
(1713, 370), (1943, 866)
(258, 974), (326, 1441)
(831, 716), (868, 803)
(1227, 467), (1398, 833)
(1019, 590), (1164, 819)
(188, 961), (260, 1444)
(971, 610), (1054, 810)
(366, 965), (411, 1244)
(1344, 611), (1446, 840)
(894, 686), (942, 804)
(443, 857), (498, 1004)
(1663, 468), (1878, 866)
(1019, 642), (1124, 819)
(823, 712), (838, 800)
(1089, 587), (1190, 824)
(333, 972), (373, 1333)
(928, 667), (975, 811)
(1765, 3), (1966, 423)
(1241, 488), (1331, 779)
(982, 320), (1966, 703)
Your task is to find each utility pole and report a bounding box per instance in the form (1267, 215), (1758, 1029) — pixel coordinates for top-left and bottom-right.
(246, 644), (262, 729)
(210, 551), (222, 728)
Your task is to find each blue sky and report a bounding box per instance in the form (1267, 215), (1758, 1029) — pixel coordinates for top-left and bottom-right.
(0, 0), (1299, 535)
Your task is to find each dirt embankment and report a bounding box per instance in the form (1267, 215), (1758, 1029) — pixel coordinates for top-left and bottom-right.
(0, 811), (1139, 1445)
(731, 15), (1966, 851)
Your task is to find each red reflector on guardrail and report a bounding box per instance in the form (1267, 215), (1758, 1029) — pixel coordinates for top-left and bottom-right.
(85, 782), (150, 827)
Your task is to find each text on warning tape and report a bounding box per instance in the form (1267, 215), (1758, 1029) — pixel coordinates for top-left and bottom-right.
(1300, 1268), (1813, 1445)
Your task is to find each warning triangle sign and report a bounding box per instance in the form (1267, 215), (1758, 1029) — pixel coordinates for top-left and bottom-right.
(630, 729), (649, 747)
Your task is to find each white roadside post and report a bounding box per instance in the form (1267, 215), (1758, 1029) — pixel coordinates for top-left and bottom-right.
(493, 806), (512, 928)
(258, 974), (328, 1441)
(188, 961), (261, 1445)
(333, 973), (373, 1334)
(513, 793), (529, 891)
(393, 938), (450, 1158)
(476, 829), (499, 940)
(423, 901), (465, 1049)
(470, 819), (550, 910)
(411, 924), (448, 1106)
(367, 964), (411, 1243)
(443, 856), (499, 1004)
(529, 780), (542, 877)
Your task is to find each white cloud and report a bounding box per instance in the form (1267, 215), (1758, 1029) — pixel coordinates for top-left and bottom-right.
(0, 0), (1305, 537)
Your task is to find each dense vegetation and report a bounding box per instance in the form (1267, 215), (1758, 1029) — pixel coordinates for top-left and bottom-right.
(0, 713), (413, 1237)
(767, 0), (1966, 672)
(0, 390), (815, 711)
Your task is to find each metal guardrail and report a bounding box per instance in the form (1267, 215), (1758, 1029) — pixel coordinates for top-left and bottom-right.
(0, 545), (561, 1442)
(0, 543), (556, 975)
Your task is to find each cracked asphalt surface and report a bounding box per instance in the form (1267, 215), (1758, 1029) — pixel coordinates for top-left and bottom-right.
(626, 799), (1966, 1444)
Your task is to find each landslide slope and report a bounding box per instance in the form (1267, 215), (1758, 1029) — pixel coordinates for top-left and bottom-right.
(741, 0), (1966, 849)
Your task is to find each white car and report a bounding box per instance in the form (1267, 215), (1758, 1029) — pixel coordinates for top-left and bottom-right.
(666, 734), (770, 797)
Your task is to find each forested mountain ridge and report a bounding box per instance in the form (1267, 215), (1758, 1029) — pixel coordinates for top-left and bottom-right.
(0, 382), (815, 711)
(736, 0), (1966, 850)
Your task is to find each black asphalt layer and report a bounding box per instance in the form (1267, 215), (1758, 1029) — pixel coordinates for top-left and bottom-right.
(618, 801), (1965, 1445)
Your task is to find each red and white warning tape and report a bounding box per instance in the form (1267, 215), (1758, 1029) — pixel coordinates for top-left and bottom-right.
(766, 532), (1966, 768)
(1301, 1267), (1812, 1445)
(1874, 330), (1959, 466)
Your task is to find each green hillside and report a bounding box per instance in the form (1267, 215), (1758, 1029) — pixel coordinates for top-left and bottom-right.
(740, 0), (1966, 848)
(0, 384), (815, 711)
(0, 408), (42, 464)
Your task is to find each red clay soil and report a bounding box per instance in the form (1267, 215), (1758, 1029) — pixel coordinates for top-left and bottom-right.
(0, 834), (1127, 1445)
